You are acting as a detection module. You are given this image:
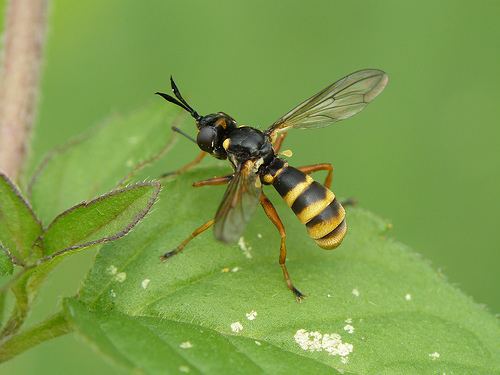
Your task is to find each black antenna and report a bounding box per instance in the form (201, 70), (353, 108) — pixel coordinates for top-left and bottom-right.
(155, 77), (201, 121)
(155, 92), (191, 113)
(171, 126), (197, 144)
(170, 78), (193, 110)
(170, 76), (201, 120)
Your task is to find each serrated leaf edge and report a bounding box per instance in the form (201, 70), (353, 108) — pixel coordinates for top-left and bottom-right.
(35, 181), (162, 265)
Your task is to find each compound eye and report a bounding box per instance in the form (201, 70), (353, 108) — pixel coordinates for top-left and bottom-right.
(197, 126), (216, 153)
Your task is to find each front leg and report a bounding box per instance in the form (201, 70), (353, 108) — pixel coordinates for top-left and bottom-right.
(160, 151), (207, 178)
(192, 174), (233, 188)
(161, 219), (215, 260)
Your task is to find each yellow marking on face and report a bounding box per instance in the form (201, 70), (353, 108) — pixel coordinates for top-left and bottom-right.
(215, 118), (227, 128)
(306, 206), (346, 239)
(283, 175), (314, 207)
(296, 190), (335, 224)
(254, 178), (262, 188)
(223, 138), (230, 150)
(314, 220), (347, 250)
(280, 149), (293, 158)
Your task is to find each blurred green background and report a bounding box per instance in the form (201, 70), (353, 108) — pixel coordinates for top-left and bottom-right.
(1, 0), (499, 373)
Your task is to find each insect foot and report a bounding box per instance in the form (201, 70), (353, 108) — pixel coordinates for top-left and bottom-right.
(160, 248), (179, 261)
(340, 198), (357, 207)
(293, 287), (306, 303)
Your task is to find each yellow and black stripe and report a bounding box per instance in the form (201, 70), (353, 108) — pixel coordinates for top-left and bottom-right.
(262, 162), (346, 249)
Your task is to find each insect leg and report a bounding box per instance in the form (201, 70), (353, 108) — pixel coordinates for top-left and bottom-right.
(272, 133), (288, 153)
(160, 151), (207, 178)
(160, 219), (215, 261)
(192, 175), (233, 188)
(259, 193), (305, 302)
(297, 163), (334, 189)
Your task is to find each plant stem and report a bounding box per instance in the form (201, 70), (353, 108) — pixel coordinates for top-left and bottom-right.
(0, 311), (71, 363)
(0, 272), (30, 338)
(0, 0), (50, 181)
(0, 260), (59, 339)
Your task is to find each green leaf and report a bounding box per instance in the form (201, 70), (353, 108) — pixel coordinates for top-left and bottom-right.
(0, 173), (42, 262)
(40, 182), (161, 259)
(74, 167), (500, 374)
(28, 103), (187, 223)
(0, 247), (13, 276)
(64, 299), (335, 375)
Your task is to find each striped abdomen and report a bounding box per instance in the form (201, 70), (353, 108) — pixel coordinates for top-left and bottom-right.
(269, 165), (347, 249)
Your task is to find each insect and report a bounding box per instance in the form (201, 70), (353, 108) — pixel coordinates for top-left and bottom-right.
(156, 69), (388, 301)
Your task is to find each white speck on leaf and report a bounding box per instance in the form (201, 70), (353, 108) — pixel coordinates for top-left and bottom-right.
(246, 310), (257, 320)
(257, 233), (262, 239)
(344, 324), (354, 334)
(110, 289), (116, 298)
(345, 318), (352, 324)
(106, 265), (117, 275)
(337, 342), (354, 356)
(141, 278), (150, 289)
(231, 267), (240, 273)
(327, 294), (332, 298)
(115, 272), (126, 283)
(429, 352), (440, 360)
(231, 321), (243, 333)
(179, 365), (190, 373)
(255, 340), (261, 346)
(352, 288), (360, 297)
(238, 237), (252, 259)
(293, 329), (353, 359)
(179, 341), (193, 349)
(405, 293), (412, 301)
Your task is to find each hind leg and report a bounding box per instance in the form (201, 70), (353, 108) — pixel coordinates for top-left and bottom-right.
(297, 163), (333, 189)
(297, 163), (356, 206)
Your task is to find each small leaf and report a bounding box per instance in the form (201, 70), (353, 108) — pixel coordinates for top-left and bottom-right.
(64, 298), (336, 375)
(0, 247), (14, 276)
(0, 173), (42, 262)
(29, 103), (187, 223)
(74, 167), (500, 374)
(40, 182), (161, 259)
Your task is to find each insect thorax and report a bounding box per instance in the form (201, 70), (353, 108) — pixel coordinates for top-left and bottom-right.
(225, 126), (274, 166)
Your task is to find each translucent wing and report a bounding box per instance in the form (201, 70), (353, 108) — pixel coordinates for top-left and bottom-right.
(266, 69), (388, 137)
(214, 160), (262, 243)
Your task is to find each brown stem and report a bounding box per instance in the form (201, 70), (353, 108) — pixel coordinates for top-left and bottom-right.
(0, 0), (50, 181)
